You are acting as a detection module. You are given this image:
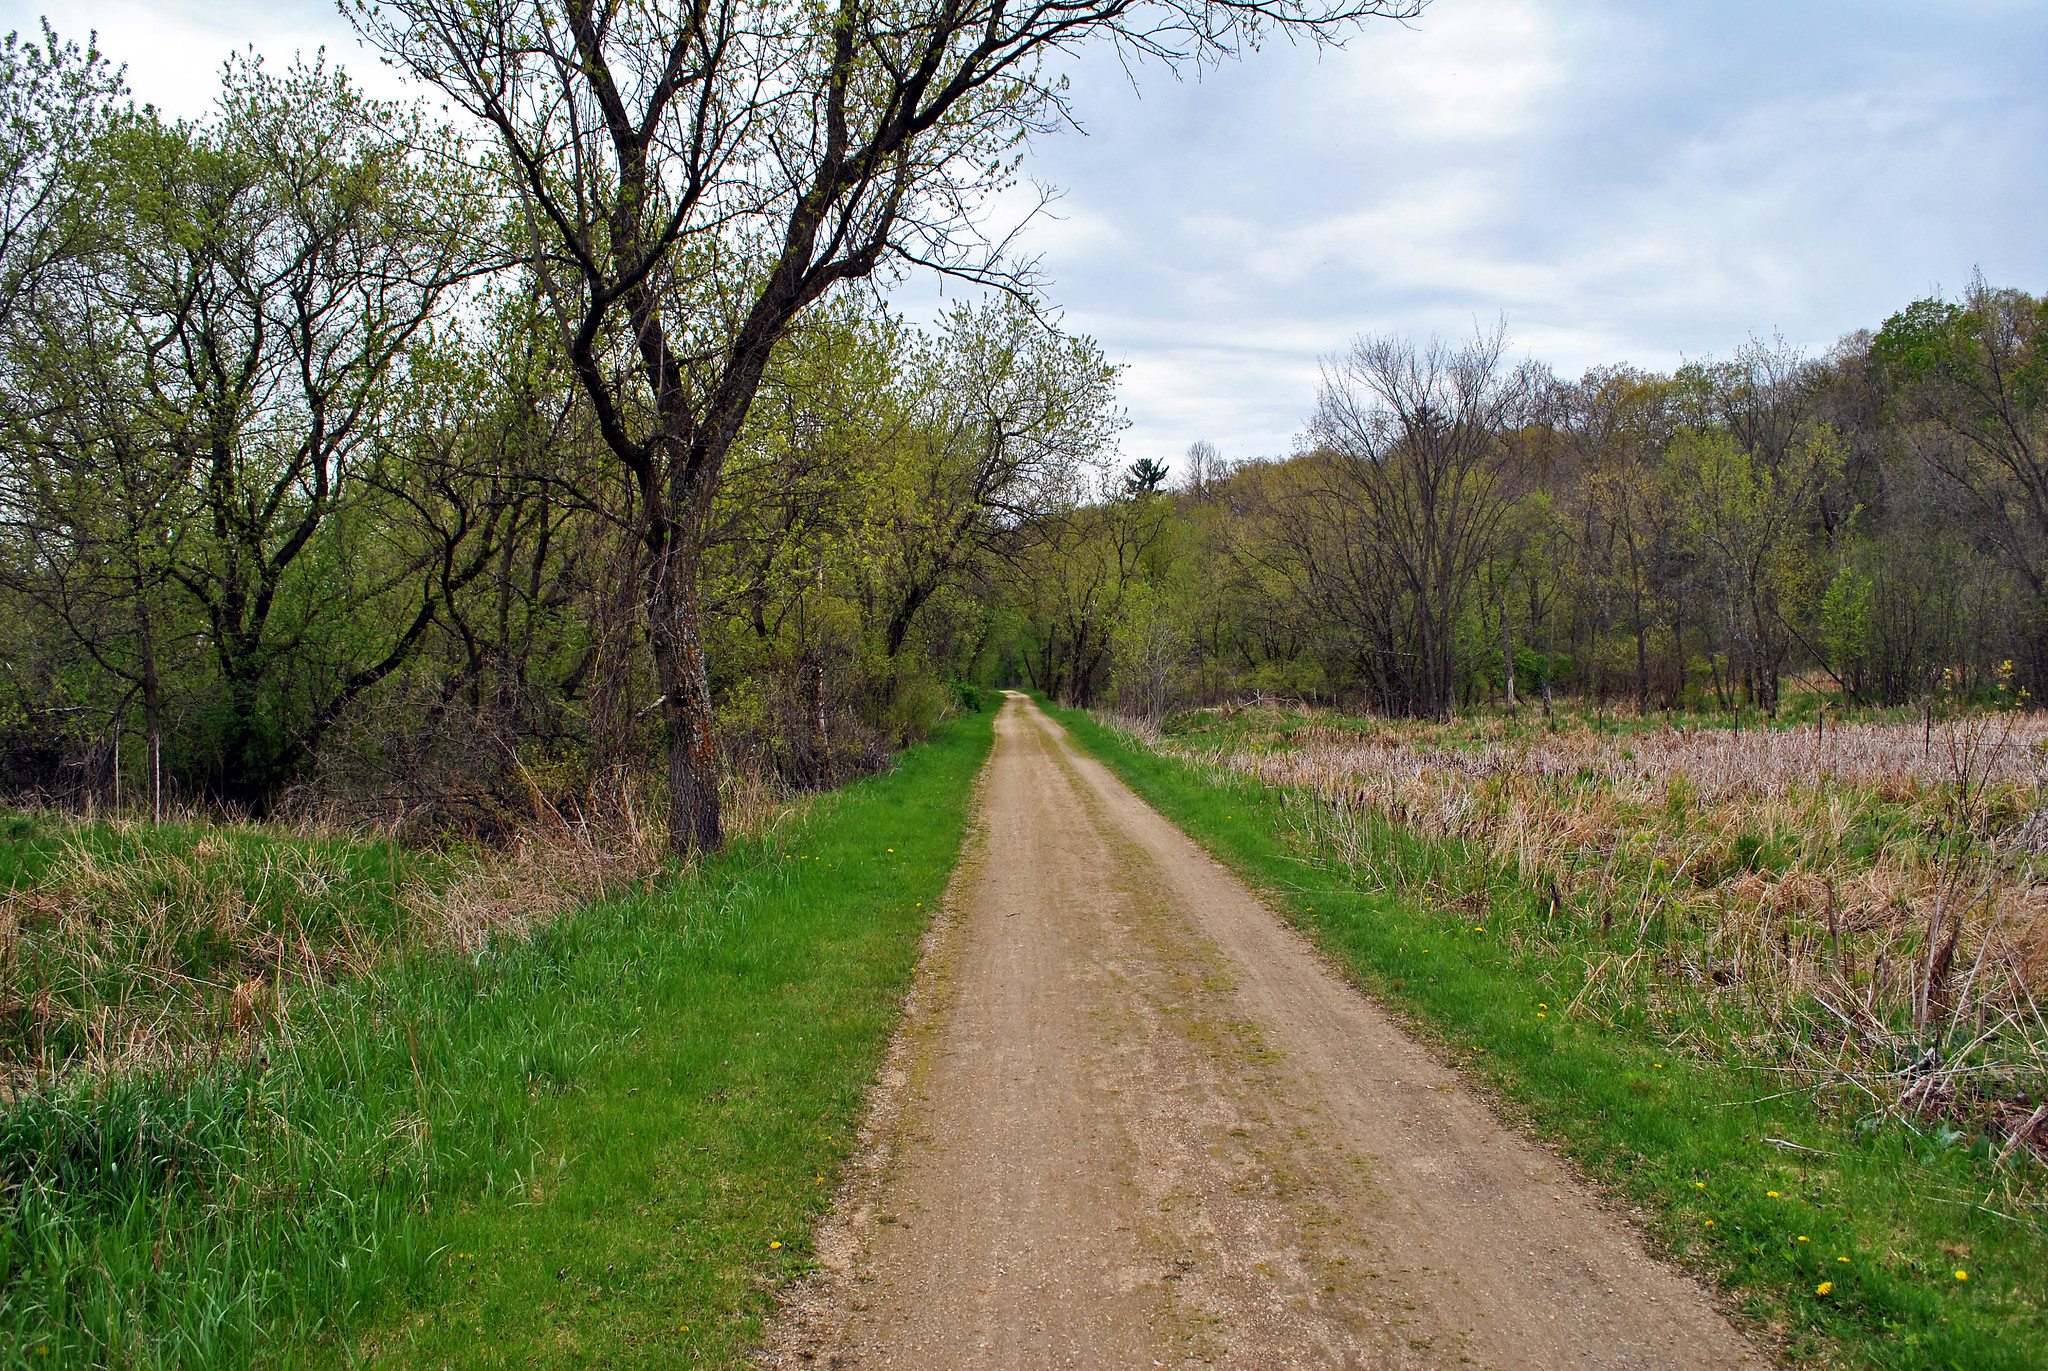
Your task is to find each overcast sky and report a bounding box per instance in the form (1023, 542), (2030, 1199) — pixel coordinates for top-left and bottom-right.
(6, 0), (2043, 467)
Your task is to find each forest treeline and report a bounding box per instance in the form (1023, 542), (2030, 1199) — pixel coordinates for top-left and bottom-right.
(0, 21), (2041, 854)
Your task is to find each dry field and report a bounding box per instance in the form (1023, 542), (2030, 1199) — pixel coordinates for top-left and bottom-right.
(1135, 708), (2048, 1172)
(0, 776), (700, 1092)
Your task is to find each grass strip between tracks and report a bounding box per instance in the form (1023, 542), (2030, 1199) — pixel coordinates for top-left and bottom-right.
(1045, 698), (2046, 1371)
(321, 707), (995, 1369)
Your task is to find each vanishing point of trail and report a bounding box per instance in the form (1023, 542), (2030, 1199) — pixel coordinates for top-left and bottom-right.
(764, 695), (1757, 1369)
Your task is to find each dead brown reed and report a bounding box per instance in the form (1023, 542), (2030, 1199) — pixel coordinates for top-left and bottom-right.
(1118, 706), (2048, 1171)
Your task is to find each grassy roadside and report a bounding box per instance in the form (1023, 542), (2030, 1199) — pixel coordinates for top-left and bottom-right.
(325, 708), (994, 1368)
(1043, 699), (2046, 1370)
(0, 708), (994, 1370)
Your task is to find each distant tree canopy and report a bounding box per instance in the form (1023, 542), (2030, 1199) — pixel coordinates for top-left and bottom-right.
(1024, 276), (2043, 721)
(0, 21), (2039, 845)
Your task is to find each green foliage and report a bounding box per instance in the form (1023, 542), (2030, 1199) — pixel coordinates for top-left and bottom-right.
(0, 714), (994, 1368)
(1124, 456), (1170, 494)
(1871, 296), (1968, 392)
(1512, 644), (1569, 688)
(1819, 563), (1874, 682)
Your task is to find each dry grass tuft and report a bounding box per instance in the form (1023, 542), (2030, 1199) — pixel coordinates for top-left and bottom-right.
(0, 761), (798, 1092)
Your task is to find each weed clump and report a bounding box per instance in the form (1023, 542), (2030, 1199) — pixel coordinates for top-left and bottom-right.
(0, 789), (687, 1094)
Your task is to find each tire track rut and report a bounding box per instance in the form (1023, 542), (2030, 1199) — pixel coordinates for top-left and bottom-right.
(759, 694), (1756, 1369)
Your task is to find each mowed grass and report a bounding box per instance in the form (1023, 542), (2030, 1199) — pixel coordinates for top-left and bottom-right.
(1046, 700), (2047, 1371)
(326, 711), (994, 1368)
(0, 708), (993, 1370)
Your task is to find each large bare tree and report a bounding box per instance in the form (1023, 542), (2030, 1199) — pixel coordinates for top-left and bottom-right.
(350, 0), (1423, 854)
(1306, 325), (1537, 717)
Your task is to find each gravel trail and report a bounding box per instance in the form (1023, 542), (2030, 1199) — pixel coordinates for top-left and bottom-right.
(760, 693), (1757, 1370)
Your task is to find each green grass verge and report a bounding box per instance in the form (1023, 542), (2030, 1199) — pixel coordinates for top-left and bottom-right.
(0, 708), (994, 1370)
(327, 710), (993, 1368)
(1044, 699), (2045, 1371)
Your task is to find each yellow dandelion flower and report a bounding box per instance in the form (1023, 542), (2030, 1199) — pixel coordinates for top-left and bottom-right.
(680, 1325), (690, 1332)
(1653, 1064), (1664, 1069)
(1817, 1282), (1833, 1296)
(1767, 1191), (1780, 1198)
(1955, 1270), (1968, 1281)
(770, 1240), (782, 1249)
(1695, 1182), (1706, 1190)
(1704, 1219), (1714, 1227)
(1837, 1257), (1849, 1264)
(1797, 1236), (1809, 1243)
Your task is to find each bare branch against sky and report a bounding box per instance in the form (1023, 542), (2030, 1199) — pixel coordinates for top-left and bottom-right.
(7, 0), (2044, 466)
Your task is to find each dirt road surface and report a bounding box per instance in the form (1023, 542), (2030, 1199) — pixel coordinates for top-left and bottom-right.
(760, 694), (1757, 1369)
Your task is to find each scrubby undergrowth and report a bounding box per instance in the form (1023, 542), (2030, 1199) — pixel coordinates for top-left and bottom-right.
(0, 801), (666, 1094)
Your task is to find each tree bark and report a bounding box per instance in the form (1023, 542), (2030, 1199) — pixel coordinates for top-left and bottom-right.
(647, 534), (723, 853)
(1501, 592), (1516, 712)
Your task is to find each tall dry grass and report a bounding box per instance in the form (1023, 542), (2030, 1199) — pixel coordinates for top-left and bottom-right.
(0, 760), (799, 1092)
(1129, 707), (2048, 1169)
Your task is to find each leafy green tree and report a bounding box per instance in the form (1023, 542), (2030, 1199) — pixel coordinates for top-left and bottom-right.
(3, 58), (492, 805)
(1015, 480), (1174, 705)
(0, 297), (194, 814)
(872, 298), (1122, 659)
(353, 0), (1422, 854)
(1666, 425), (1840, 714)
(0, 23), (121, 328)
(1873, 276), (2048, 687)
(1818, 561), (1873, 700)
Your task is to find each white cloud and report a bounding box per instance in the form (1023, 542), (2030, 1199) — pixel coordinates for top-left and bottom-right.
(6, 0), (410, 117)
(12, 0), (2045, 469)
(1331, 0), (1566, 141)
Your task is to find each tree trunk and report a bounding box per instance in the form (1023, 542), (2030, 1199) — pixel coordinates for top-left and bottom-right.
(1634, 589), (1650, 716)
(648, 535), (723, 856)
(1669, 588), (1686, 712)
(135, 581), (164, 823)
(142, 668), (163, 825)
(1501, 593), (1516, 713)
(809, 562), (833, 783)
(809, 658), (832, 784)
(1541, 617), (1555, 718)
